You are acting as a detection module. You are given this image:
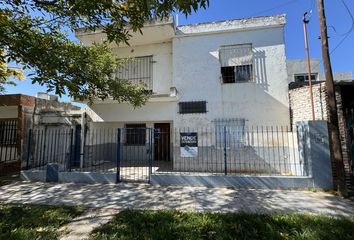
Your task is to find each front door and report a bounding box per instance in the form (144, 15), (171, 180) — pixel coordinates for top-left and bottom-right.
(154, 123), (170, 161)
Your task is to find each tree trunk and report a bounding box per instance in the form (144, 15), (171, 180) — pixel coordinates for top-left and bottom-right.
(317, 0), (348, 197)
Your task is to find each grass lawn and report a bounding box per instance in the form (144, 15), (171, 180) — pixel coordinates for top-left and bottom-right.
(0, 204), (84, 240)
(91, 210), (354, 240)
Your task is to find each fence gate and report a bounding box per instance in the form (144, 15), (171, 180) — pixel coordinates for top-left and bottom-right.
(117, 128), (152, 183)
(25, 127), (153, 183)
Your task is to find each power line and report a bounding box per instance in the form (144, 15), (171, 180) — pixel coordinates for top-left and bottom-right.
(328, 0), (354, 36)
(309, 0), (354, 70)
(246, 0), (299, 18)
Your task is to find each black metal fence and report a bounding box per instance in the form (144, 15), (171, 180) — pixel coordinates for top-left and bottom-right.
(154, 125), (308, 176)
(24, 125), (309, 183)
(0, 119), (18, 163)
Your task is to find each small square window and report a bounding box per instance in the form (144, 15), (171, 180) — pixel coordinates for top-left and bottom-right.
(125, 124), (146, 145)
(219, 44), (253, 84)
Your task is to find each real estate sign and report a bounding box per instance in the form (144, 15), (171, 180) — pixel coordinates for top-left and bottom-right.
(180, 132), (198, 157)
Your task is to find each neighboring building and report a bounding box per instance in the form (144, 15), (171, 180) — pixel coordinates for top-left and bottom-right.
(287, 59), (353, 84)
(287, 58), (354, 191)
(0, 93), (82, 176)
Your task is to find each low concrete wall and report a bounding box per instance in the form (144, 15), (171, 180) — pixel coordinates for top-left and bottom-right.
(151, 175), (313, 189)
(21, 170), (116, 184)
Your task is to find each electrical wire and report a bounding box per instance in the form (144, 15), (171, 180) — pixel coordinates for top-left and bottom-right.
(246, 0), (299, 18)
(309, 0), (354, 71)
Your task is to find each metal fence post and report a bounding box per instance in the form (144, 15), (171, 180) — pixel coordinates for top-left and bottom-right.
(116, 128), (121, 183)
(148, 128), (153, 184)
(68, 128), (74, 172)
(224, 126), (227, 175)
(26, 129), (32, 170)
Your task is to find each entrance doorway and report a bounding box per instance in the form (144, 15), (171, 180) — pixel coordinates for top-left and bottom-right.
(154, 123), (170, 161)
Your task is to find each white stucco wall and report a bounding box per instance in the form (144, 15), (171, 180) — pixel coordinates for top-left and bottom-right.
(88, 102), (176, 123)
(111, 42), (172, 95)
(173, 26), (290, 127)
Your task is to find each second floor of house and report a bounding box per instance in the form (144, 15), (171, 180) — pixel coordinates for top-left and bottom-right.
(76, 14), (289, 106)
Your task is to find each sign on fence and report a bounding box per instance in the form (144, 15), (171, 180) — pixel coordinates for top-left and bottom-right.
(180, 132), (198, 157)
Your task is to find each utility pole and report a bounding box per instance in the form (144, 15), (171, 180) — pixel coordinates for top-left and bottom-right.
(317, 0), (348, 196)
(303, 12), (315, 120)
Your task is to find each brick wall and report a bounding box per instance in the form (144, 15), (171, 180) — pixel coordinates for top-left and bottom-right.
(289, 83), (353, 191)
(289, 82), (328, 123)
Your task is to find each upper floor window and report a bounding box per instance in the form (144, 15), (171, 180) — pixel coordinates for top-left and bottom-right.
(116, 56), (153, 91)
(219, 44), (253, 83)
(294, 73), (318, 82)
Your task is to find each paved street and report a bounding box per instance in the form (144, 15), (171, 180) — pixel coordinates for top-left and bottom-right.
(1, 181), (354, 217)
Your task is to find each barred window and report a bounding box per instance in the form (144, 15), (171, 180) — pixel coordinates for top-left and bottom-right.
(0, 119), (18, 146)
(213, 118), (246, 146)
(126, 124), (146, 145)
(219, 44), (253, 83)
(294, 73), (318, 82)
(116, 56), (153, 91)
(179, 101), (207, 114)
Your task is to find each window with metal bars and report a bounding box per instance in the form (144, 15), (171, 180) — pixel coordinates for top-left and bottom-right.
(116, 56), (153, 91)
(213, 118), (246, 146)
(179, 101), (207, 114)
(294, 73), (318, 82)
(125, 124), (146, 145)
(219, 44), (253, 83)
(0, 119), (18, 146)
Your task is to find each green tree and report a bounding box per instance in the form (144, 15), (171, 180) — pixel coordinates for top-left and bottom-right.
(0, 0), (209, 105)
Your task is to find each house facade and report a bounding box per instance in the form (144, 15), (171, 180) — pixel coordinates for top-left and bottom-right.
(78, 15), (290, 129)
(74, 14), (299, 174)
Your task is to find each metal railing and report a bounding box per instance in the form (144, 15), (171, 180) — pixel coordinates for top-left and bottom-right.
(24, 125), (309, 182)
(153, 125), (308, 176)
(0, 119), (18, 163)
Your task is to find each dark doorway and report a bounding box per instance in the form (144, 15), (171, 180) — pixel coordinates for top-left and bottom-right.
(154, 123), (170, 161)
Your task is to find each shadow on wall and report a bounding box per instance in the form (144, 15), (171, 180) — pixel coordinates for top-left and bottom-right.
(253, 50), (268, 91)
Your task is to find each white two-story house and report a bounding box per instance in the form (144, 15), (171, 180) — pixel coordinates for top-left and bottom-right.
(76, 14), (290, 164)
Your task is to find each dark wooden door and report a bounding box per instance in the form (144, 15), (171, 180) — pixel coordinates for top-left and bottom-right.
(154, 123), (170, 161)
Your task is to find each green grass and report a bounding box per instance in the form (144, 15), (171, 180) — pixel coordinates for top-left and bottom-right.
(0, 204), (85, 240)
(91, 210), (354, 240)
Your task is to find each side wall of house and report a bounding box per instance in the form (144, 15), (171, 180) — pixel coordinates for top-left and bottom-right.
(172, 26), (290, 128)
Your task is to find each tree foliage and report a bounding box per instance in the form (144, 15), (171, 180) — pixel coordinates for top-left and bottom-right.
(0, 0), (209, 105)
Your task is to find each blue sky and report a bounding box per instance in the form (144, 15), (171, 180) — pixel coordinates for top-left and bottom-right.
(5, 0), (354, 103)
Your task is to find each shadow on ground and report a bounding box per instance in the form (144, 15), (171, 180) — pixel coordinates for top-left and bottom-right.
(0, 181), (354, 217)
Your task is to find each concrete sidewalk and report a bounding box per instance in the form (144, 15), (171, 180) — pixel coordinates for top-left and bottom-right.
(0, 181), (354, 217)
